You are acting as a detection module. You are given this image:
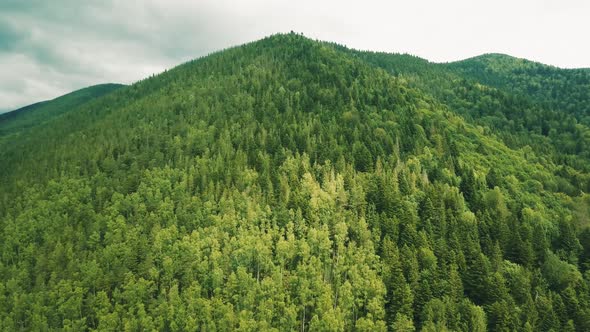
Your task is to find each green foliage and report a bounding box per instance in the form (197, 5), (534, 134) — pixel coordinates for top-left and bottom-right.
(0, 83), (124, 139)
(0, 33), (589, 331)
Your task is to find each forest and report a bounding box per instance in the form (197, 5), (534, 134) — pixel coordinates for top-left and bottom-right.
(0, 33), (589, 331)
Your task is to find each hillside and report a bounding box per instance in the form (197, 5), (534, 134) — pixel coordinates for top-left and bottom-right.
(0, 33), (589, 331)
(0, 83), (125, 141)
(447, 54), (590, 124)
(355, 50), (590, 193)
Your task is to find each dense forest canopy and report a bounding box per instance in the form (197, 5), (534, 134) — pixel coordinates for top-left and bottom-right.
(0, 33), (589, 331)
(0, 84), (125, 137)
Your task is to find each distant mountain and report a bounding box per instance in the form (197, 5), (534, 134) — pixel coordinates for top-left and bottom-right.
(447, 53), (590, 123)
(0, 33), (589, 331)
(0, 83), (125, 139)
(355, 49), (590, 191)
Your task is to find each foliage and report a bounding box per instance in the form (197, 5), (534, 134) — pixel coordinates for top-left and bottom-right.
(0, 33), (589, 331)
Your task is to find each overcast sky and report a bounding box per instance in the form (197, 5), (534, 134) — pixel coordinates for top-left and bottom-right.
(1, 0), (589, 113)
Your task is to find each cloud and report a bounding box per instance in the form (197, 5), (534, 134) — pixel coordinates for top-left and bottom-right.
(1, 0), (589, 112)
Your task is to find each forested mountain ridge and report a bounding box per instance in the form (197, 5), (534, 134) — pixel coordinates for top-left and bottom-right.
(354, 49), (590, 194)
(444, 54), (590, 186)
(0, 33), (589, 331)
(447, 53), (590, 123)
(0, 83), (125, 140)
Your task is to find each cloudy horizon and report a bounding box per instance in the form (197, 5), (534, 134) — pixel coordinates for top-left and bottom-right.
(1, 0), (589, 113)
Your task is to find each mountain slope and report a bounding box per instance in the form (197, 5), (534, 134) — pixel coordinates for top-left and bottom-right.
(354, 50), (590, 193)
(447, 54), (590, 124)
(0, 83), (125, 140)
(0, 33), (589, 331)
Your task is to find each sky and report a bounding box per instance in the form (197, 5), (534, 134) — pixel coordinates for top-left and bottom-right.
(1, 0), (589, 113)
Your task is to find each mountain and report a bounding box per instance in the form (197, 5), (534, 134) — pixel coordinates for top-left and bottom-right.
(446, 54), (590, 186)
(447, 54), (590, 125)
(356, 50), (590, 193)
(0, 33), (589, 331)
(0, 83), (125, 141)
